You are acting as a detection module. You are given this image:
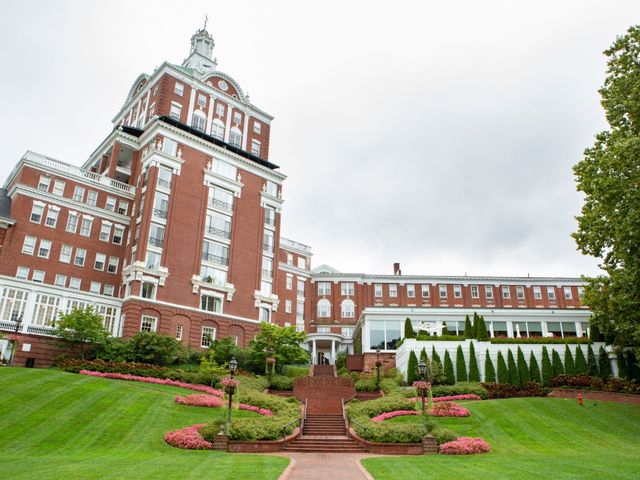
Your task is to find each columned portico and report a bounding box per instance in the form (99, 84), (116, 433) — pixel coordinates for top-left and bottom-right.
(305, 332), (353, 365)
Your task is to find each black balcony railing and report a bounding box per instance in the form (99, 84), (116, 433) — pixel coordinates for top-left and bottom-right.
(149, 237), (164, 248)
(153, 208), (168, 219)
(201, 252), (229, 266)
(206, 226), (231, 239)
(208, 198), (233, 212)
(157, 178), (171, 189)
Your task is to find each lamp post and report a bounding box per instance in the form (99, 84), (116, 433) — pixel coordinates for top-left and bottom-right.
(417, 360), (427, 416)
(227, 356), (238, 424)
(375, 348), (382, 391)
(265, 348), (275, 386)
(8, 316), (23, 367)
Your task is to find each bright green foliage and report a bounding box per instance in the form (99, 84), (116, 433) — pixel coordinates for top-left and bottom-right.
(440, 324), (450, 336)
(573, 26), (640, 360)
(541, 346), (553, 387)
(529, 351), (541, 383)
(431, 346), (442, 365)
(477, 315), (489, 341)
(419, 347), (428, 363)
(199, 352), (228, 386)
(484, 349), (496, 383)
(587, 344), (599, 376)
(497, 351), (509, 384)
(564, 345), (576, 375)
(404, 318), (415, 339)
(456, 345), (468, 382)
(507, 350), (519, 386)
(472, 312), (480, 338)
(617, 352), (629, 379)
(128, 332), (185, 366)
(208, 337), (239, 365)
(516, 347), (530, 386)
(407, 350), (419, 383)
(468, 342), (480, 382)
(551, 349), (565, 377)
(575, 347), (588, 375)
(464, 315), (474, 339)
(250, 323), (308, 371)
(443, 350), (455, 385)
(52, 306), (109, 360)
(599, 346), (612, 380)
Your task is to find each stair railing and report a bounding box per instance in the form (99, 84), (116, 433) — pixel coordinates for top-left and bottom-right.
(280, 417), (301, 441)
(349, 417), (369, 452)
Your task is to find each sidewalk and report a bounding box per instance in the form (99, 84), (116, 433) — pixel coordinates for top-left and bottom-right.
(273, 452), (378, 480)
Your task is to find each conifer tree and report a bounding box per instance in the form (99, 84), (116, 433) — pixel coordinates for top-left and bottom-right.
(617, 352), (629, 379)
(541, 346), (553, 387)
(440, 324), (449, 336)
(575, 347), (588, 375)
(497, 351), (509, 384)
(551, 349), (565, 378)
(484, 349), (496, 383)
(529, 351), (541, 383)
(420, 347), (428, 363)
(444, 350), (455, 385)
(598, 346), (612, 380)
(563, 345), (576, 375)
(628, 351), (640, 381)
(507, 350), (519, 386)
(587, 344), (599, 377)
(464, 315), (474, 339)
(431, 346), (442, 366)
(404, 318), (415, 339)
(516, 347), (530, 386)
(472, 312), (480, 339)
(468, 342), (480, 382)
(477, 315), (489, 341)
(407, 350), (419, 383)
(456, 344), (468, 382)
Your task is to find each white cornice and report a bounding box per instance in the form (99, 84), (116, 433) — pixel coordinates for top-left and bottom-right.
(277, 263), (311, 278)
(359, 307), (591, 319)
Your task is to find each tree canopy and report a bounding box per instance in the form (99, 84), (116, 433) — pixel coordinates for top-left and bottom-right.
(573, 25), (640, 359)
(53, 306), (109, 359)
(249, 323), (308, 369)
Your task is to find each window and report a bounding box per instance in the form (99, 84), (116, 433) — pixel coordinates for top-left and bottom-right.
(253, 121), (261, 134)
(94, 253), (106, 271)
(389, 284), (398, 297)
(174, 82), (184, 96)
(317, 299), (331, 318)
(59, 244), (72, 263)
(265, 207), (276, 227)
(202, 240), (229, 266)
(52, 179), (65, 196)
(118, 201), (129, 215)
(201, 295), (222, 313)
(69, 277), (81, 290)
(485, 285), (494, 300)
(341, 299), (355, 318)
(578, 286), (585, 299)
(99, 222), (112, 242)
(262, 256), (273, 280)
(73, 186), (85, 202)
(229, 128), (242, 147)
(105, 196), (116, 212)
(162, 138), (178, 157)
(317, 326), (330, 334)
(201, 326), (216, 347)
(54, 274), (66, 287)
(265, 181), (278, 196)
(208, 187), (233, 212)
(148, 102), (156, 117)
(74, 248), (86, 267)
(87, 190), (98, 206)
(296, 301), (304, 321)
(169, 102), (182, 121)
(439, 285), (447, 299)
(286, 274), (293, 290)
(38, 239), (51, 259)
(285, 300), (292, 313)
(200, 265), (227, 285)
(149, 223), (165, 248)
(30, 203), (44, 223)
(547, 287), (557, 300)
(90, 282), (101, 294)
(211, 119), (225, 139)
(233, 111), (242, 124)
(197, 93), (207, 107)
(211, 159), (237, 180)
(44, 207), (59, 228)
(471, 285), (479, 299)
(16, 266), (29, 280)
(406, 284), (415, 298)
(297, 257), (306, 270)
(341, 282), (354, 296)
(342, 327), (354, 338)
(22, 235), (37, 255)
(146, 251), (161, 270)
(533, 286), (542, 300)
(318, 282), (331, 296)
(141, 315), (157, 332)
(261, 280), (272, 296)
(421, 285), (430, 298)
(141, 282), (156, 299)
(176, 325), (183, 341)
(113, 225), (124, 245)
(564, 287), (573, 300)
(66, 212), (79, 233)
(453, 285), (462, 298)
(251, 140), (261, 156)
(216, 102), (225, 116)
(374, 284), (383, 297)
(153, 192), (170, 218)
(297, 279), (305, 296)
(516, 286), (525, 300)
(287, 253), (293, 266)
(261, 230), (274, 253)
(32, 270), (45, 283)
(260, 306), (271, 323)
(32, 294), (60, 326)
(0, 288), (30, 322)
(192, 111), (206, 131)
(502, 286), (511, 299)
(80, 217), (93, 237)
(38, 175), (51, 192)
(103, 285), (115, 297)
(107, 257), (119, 274)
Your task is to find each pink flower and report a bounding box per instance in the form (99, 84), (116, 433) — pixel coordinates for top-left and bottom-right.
(371, 410), (418, 422)
(238, 403), (273, 416)
(412, 380), (431, 392)
(440, 437), (490, 455)
(164, 424), (213, 450)
(408, 394), (482, 403)
(175, 394), (224, 408)
(428, 402), (470, 417)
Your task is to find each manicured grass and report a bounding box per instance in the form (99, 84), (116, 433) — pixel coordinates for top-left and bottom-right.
(362, 397), (640, 479)
(0, 368), (288, 480)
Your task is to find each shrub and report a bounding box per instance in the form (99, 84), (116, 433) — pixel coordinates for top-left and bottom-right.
(420, 348), (428, 363)
(507, 350), (519, 386)
(429, 402), (470, 417)
(431, 383), (488, 399)
(404, 318), (415, 339)
(444, 350), (455, 385)
(80, 370), (225, 396)
(564, 345), (576, 375)
(235, 374), (270, 392)
(416, 334), (465, 342)
(551, 349), (565, 377)
(456, 345), (468, 383)
(529, 351), (541, 383)
(347, 394), (415, 419)
(355, 374), (379, 392)
(484, 350), (496, 383)
(164, 424), (213, 450)
(617, 352), (629, 379)
(237, 389), (297, 417)
(517, 347), (530, 386)
(575, 347), (588, 375)
(380, 378), (401, 395)
(497, 351), (508, 384)
(205, 417), (295, 441)
(407, 350), (419, 383)
(338, 367), (350, 377)
(464, 315), (473, 339)
(468, 343), (480, 383)
(541, 346), (553, 387)
(335, 352), (347, 371)
(431, 346), (442, 368)
(268, 374), (294, 391)
(477, 315), (489, 341)
(481, 381), (547, 399)
(433, 428), (458, 445)
(440, 437), (490, 455)
(238, 404), (273, 416)
(282, 365), (309, 378)
(489, 337), (590, 344)
(358, 422), (427, 443)
(599, 346), (612, 380)
(550, 374), (603, 389)
(175, 394), (224, 408)
(587, 344), (599, 377)
(128, 332), (185, 366)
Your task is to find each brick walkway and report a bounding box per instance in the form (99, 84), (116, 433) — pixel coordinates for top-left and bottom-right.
(273, 452), (378, 480)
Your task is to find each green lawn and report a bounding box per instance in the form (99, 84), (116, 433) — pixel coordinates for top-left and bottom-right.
(363, 397), (640, 479)
(0, 368), (288, 480)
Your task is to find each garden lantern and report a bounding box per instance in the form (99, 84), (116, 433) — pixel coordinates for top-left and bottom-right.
(226, 356), (239, 424)
(229, 356), (238, 378)
(8, 315), (23, 367)
(375, 348), (382, 391)
(417, 360), (427, 416)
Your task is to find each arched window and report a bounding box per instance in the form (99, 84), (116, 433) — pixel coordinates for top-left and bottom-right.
(191, 111), (206, 131)
(341, 299), (355, 318)
(229, 126), (242, 147)
(211, 118), (225, 140)
(317, 299), (331, 318)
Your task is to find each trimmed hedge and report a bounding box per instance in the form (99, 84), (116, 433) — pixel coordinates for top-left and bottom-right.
(268, 374), (294, 391)
(490, 337), (590, 344)
(481, 381), (548, 399)
(550, 374), (640, 395)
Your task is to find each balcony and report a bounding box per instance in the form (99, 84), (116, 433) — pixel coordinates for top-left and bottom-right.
(153, 208), (168, 219)
(208, 198), (233, 213)
(202, 252), (229, 266)
(157, 178), (171, 190)
(263, 243), (274, 254)
(206, 226), (231, 239)
(148, 237), (164, 248)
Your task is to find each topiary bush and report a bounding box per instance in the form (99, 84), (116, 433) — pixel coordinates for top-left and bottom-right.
(529, 351), (541, 383)
(431, 383), (488, 399)
(497, 351), (509, 384)
(599, 346), (612, 380)
(564, 345), (576, 376)
(575, 347), (588, 375)
(541, 346), (553, 387)
(552, 349), (565, 377)
(444, 350), (455, 385)
(516, 347), (530, 386)
(404, 318), (415, 339)
(507, 350), (519, 386)
(407, 350), (419, 383)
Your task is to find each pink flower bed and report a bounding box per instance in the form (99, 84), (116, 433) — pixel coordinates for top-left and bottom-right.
(371, 410), (418, 422)
(429, 402), (470, 417)
(408, 394), (482, 403)
(80, 370), (224, 397)
(239, 403), (273, 416)
(440, 437), (490, 455)
(164, 424), (213, 450)
(175, 394), (224, 408)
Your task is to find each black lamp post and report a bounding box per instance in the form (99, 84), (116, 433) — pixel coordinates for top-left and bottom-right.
(8, 315), (23, 367)
(375, 348), (382, 391)
(417, 360), (427, 416)
(265, 348), (275, 386)
(227, 356), (238, 423)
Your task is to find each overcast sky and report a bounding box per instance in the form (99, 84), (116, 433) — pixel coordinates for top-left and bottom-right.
(1, 1), (637, 278)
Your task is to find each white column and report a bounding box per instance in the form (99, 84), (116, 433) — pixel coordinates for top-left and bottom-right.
(241, 111), (249, 150)
(312, 340), (317, 365)
(224, 106), (233, 142)
(186, 87), (196, 127)
(331, 340), (336, 365)
(206, 95), (215, 134)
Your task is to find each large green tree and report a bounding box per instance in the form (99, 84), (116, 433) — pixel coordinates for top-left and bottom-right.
(249, 323), (308, 370)
(573, 25), (640, 360)
(53, 307), (109, 360)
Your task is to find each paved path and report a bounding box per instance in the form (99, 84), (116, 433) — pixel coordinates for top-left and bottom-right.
(271, 452), (379, 480)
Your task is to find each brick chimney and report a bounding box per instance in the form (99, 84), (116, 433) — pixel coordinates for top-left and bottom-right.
(393, 262), (401, 275)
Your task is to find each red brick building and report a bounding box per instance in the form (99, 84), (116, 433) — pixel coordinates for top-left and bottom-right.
(0, 28), (589, 367)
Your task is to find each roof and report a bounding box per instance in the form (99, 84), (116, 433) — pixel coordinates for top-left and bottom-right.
(0, 188), (14, 222)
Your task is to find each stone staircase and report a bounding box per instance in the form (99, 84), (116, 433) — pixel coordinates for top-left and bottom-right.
(312, 364), (335, 376)
(284, 413), (365, 452)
